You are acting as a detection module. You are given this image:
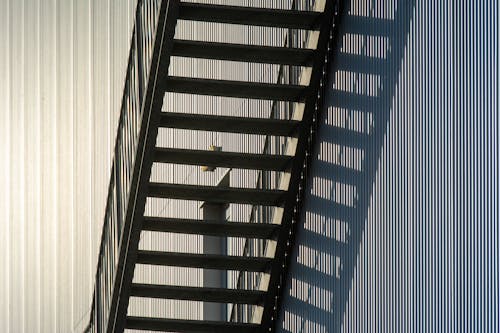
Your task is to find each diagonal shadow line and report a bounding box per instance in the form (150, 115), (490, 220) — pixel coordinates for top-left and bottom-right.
(277, 0), (416, 332)
(330, 1), (416, 331)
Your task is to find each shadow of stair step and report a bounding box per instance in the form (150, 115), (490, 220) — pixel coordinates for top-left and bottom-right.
(329, 89), (379, 112)
(336, 53), (388, 75)
(342, 15), (393, 36)
(322, 126), (369, 149)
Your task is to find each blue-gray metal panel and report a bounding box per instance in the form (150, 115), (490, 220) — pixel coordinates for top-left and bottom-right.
(278, 1), (499, 332)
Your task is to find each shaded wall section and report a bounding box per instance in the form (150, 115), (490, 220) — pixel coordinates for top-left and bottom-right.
(278, 0), (499, 332)
(0, 0), (137, 332)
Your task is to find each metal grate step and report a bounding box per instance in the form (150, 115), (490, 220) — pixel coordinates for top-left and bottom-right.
(178, 2), (323, 29)
(142, 216), (279, 239)
(136, 250), (272, 272)
(172, 39), (315, 65)
(159, 112), (300, 137)
(126, 317), (260, 333)
(148, 182), (287, 206)
(131, 284), (265, 304)
(164, 76), (312, 101)
(153, 147), (293, 171)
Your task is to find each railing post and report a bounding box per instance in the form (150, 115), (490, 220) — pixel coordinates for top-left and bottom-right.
(114, 155), (122, 230)
(135, 5), (144, 104)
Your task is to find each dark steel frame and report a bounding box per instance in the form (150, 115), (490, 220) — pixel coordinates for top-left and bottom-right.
(85, 1), (340, 332)
(259, 1), (341, 331)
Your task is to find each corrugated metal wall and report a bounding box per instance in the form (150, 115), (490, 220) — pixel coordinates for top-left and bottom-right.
(278, 0), (499, 332)
(2, 0), (498, 332)
(0, 0), (137, 332)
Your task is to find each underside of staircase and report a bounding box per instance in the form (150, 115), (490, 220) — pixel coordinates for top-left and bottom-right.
(86, 1), (341, 332)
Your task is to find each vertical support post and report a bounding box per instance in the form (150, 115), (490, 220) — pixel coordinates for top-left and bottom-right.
(201, 171), (230, 321)
(135, 4), (144, 104)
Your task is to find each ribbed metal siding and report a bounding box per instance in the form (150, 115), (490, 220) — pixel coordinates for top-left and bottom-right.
(278, 0), (499, 332)
(0, 0), (137, 332)
(3, 1), (497, 332)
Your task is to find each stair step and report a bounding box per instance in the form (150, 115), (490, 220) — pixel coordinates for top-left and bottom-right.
(131, 284), (265, 304)
(126, 317), (260, 333)
(164, 76), (311, 101)
(136, 250), (272, 272)
(153, 147), (292, 171)
(178, 2), (323, 30)
(172, 39), (315, 65)
(148, 183), (286, 206)
(142, 216), (279, 239)
(159, 112), (300, 137)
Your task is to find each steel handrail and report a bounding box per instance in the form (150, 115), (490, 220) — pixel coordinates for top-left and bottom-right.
(85, 1), (163, 332)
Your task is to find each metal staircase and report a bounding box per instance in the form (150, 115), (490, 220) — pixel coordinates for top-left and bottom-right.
(86, 1), (340, 332)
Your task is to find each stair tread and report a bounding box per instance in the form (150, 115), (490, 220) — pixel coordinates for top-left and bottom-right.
(164, 76), (311, 101)
(159, 112), (300, 136)
(136, 250), (272, 272)
(178, 2), (323, 29)
(126, 316), (260, 332)
(153, 147), (292, 171)
(172, 39), (315, 65)
(142, 216), (279, 238)
(148, 182), (287, 206)
(131, 283), (265, 304)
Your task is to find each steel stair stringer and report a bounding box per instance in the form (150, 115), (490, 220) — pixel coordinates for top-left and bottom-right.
(252, 1), (341, 331)
(86, 1), (341, 332)
(108, 2), (180, 333)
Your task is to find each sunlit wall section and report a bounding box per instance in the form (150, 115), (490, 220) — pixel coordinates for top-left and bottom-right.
(278, 1), (499, 332)
(0, 0), (137, 332)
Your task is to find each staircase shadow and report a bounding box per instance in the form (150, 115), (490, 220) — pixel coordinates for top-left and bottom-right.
(277, 1), (415, 332)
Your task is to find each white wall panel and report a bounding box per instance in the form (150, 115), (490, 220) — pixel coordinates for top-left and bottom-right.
(0, 0), (137, 332)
